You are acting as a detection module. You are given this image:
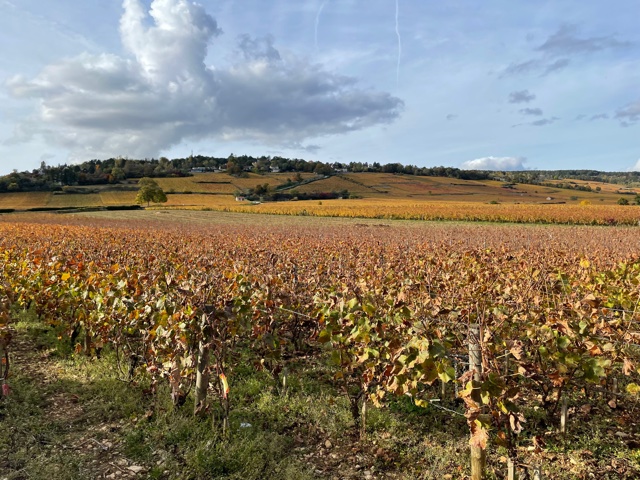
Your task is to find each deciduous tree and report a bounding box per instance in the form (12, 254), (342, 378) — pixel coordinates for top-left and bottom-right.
(135, 177), (167, 206)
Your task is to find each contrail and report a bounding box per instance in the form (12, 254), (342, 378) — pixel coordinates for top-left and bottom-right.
(315, 0), (328, 52)
(395, 0), (401, 87)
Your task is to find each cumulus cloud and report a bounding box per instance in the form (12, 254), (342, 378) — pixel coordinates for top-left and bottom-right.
(236, 34), (281, 62)
(461, 156), (527, 171)
(630, 159), (640, 171)
(589, 113), (609, 121)
(508, 90), (536, 103)
(5, 0), (403, 159)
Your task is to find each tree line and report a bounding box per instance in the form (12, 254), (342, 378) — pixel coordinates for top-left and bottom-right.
(2, 155), (640, 193)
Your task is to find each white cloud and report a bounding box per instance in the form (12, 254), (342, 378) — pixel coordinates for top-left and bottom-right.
(4, 0), (403, 159)
(630, 159), (640, 172)
(461, 156), (526, 171)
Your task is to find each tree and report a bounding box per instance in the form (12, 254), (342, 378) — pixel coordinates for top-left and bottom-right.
(617, 197), (629, 205)
(110, 167), (125, 183)
(253, 183), (270, 196)
(135, 177), (167, 207)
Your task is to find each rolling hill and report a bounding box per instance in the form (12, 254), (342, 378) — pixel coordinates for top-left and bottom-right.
(0, 171), (633, 212)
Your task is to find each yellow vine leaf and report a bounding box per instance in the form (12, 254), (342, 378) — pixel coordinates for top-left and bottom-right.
(220, 373), (229, 399)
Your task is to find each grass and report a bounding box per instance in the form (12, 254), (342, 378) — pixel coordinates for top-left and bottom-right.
(2, 306), (638, 479)
(0, 308), (473, 479)
(1, 311), (149, 479)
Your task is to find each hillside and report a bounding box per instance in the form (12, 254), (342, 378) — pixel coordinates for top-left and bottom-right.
(0, 172), (634, 212)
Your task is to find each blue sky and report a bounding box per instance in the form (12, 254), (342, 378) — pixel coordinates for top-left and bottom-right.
(1, 0), (639, 175)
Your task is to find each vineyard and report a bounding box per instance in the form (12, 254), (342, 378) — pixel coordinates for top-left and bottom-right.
(215, 199), (640, 226)
(1, 172), (637, 225)
(1, 214), (640, 479)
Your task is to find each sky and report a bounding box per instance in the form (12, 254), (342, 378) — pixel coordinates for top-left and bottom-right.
(1, 0), (639, 175)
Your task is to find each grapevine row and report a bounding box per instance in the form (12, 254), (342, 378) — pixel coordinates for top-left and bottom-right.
(1, 219), (639, 477)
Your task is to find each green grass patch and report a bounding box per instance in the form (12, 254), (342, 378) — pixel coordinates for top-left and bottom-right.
(2, 310), (638, 479)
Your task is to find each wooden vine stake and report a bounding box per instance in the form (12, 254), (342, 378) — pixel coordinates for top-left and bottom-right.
(608, 377), (619, 409)
(280, 366), (289, 397)
(169, 357), (186, 407)
(469, 323), (486, 480)
(360, 398), (367, 440)
(560, 396), (568, 435)
(194, 339), (210, 415)
(194, 309), (213, 416)
(193, 338), (210, 414)
(507, 458), (516, 480)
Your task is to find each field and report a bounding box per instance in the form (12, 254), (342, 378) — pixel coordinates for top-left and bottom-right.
(1, 211), (640, 479)
(201, 198), (640, 226)
(542, 179), (637, 196)
(1, 172), (640, 479)
(153, 172), (320, 195)
(0, 191), (52, 209)
(0, 173), (636, 226)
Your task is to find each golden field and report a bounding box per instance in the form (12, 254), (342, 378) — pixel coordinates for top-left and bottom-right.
(210, 197), (640, 225)
(0, 172), (639, 225)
